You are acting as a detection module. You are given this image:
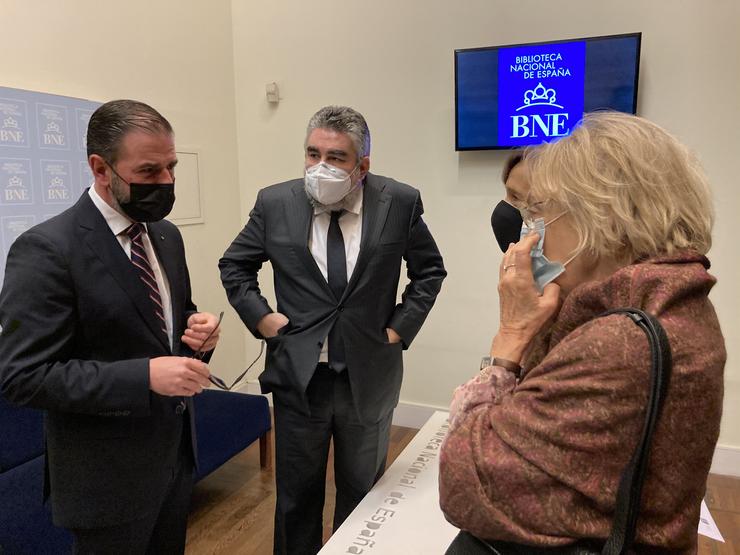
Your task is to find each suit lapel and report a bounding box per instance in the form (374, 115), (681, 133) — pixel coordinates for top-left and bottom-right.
(288, 182), (334, 297)
(344, 175), (391, 298)
(76, 194), (171, 351)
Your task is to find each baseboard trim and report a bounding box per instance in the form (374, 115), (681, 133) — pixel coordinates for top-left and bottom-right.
(232, 384), (740, 476)
(233, 382), (440, 428)
(710, 445), (740, 477)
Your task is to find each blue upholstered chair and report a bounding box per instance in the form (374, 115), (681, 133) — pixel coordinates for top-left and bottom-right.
(0, 389), (272, 554)
(0, 399), (72, 554)
(193, 389), (272, 479)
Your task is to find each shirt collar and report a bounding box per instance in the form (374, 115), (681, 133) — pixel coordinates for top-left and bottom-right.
(88, 186), (139, 236)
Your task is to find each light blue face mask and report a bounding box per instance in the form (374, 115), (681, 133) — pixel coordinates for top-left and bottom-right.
(520, 212), (577, 292)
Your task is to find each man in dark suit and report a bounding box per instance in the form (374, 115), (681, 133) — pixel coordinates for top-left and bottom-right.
(0, 100), (220, 554)
(220, 105), (446, 554)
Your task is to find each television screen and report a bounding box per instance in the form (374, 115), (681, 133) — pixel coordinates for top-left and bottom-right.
(455, 32), (641, 150)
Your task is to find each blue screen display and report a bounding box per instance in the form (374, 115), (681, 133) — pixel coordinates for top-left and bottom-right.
(455, 33), (641, 150)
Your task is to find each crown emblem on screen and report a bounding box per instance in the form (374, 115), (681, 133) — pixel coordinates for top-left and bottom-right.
(50, 176), (65, 188)
(3, 117), (19, 129)
(45, 121), (61, 133)
(8, 176), (23, 188)
(525, 83), (556, 105)
(516, 82), (564, 112)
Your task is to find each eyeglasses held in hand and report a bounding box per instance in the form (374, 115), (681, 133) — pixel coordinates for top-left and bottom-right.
(191, 311), (265, 391)
(192, 311), (224, 361)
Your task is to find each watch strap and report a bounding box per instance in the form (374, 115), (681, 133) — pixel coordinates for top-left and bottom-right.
(480, 355), (522, 377)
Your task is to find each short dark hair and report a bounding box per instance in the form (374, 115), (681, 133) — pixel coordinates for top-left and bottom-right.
(306, 105), (371, 161)
(501, 150), (524, 183)
(87, 99), (173, 164)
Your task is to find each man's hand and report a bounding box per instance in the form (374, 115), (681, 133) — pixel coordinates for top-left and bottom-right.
(182, 312), (221, 352)
(386, 327), (402, 344)
(257, 312), (290, 338)
(149, 357), (211, 397)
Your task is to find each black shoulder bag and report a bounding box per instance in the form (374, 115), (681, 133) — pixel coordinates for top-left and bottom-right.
(445, 308), (672, 555)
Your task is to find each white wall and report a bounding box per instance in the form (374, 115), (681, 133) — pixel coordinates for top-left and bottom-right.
(2, 0), (245, 379)
(230, 0), (740, 454)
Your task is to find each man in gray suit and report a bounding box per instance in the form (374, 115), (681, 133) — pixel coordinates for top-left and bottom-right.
(219, 105), (446, 554)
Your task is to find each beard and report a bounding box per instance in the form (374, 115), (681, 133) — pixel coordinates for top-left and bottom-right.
(109, 172), (130, 212)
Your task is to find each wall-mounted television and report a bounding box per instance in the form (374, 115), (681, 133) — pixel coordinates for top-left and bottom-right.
(455, 32), (641, 150)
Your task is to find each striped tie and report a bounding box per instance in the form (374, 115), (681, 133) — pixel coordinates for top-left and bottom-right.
(126, 223), (168, 338)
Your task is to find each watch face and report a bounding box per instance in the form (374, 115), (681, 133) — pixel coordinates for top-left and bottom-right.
(480, 356), (493, 370)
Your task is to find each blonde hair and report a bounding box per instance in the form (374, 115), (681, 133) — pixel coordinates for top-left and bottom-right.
(524, 111), (713, 261)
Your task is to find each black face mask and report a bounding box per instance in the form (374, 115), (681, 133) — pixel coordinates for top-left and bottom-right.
(491, 200), (523, 252)
(106, 161), (176, 222)
(119, 183), (175, 222)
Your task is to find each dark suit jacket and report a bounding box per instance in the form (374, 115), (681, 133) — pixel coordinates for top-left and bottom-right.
(0, 191), (200, 528)
(219, 173), (446, 423)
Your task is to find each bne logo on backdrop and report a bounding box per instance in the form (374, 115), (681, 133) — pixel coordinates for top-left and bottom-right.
(6, 175), (28, 202)
(42, 161), (73, 203)
(0, 98), (29, 148)
(498, 41), (586, 146)
(47, 177), (69, 200)
(1, 117), (23, 144)
(1, 160), (33, 204)
(36, 104), (70, 150)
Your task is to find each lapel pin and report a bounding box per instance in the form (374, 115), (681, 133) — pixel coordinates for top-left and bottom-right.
(160, 234), (165, 240)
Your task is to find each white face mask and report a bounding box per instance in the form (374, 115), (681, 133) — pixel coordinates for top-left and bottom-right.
(304, 162), (359, 205)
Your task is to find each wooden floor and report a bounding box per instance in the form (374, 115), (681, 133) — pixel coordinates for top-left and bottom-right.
(185, 425), (739, 554)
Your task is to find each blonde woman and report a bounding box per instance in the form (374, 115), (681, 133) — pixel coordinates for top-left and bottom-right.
(440, 111), (725, 553)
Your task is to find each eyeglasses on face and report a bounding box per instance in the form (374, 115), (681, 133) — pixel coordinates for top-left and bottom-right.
(509, 197), (552, 227)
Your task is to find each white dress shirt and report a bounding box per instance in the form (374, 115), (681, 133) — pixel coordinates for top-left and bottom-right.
(308, 187), (363, 362)
(88, 187), (174, 348)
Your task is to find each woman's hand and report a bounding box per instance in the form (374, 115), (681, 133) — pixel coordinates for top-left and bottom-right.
(492, 233), (561, 363)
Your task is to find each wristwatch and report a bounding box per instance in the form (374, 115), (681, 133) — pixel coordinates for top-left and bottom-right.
(480, 356), (522, 378)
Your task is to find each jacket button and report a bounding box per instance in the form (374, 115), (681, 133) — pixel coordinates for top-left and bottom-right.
(338, 305), (344, 312)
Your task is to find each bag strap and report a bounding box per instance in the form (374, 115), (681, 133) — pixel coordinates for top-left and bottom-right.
(598, 308), (672, 555)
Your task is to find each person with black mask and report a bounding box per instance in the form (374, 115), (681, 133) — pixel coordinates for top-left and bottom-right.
(490, 151), (525, 252)
(0, 99), (220, 554)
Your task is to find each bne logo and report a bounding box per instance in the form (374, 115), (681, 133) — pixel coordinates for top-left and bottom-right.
(1, 116), (24, 144)
(47, 176), (69, 200)
(43, 120), (66, 146)
(510, 82), (570, 139)
(5, 175), (29, 201)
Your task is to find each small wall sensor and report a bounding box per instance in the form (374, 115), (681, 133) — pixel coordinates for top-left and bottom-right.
(266, 82), (280, 104)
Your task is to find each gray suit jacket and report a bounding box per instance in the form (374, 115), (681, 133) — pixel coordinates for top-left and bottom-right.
(219, 173), (446, 423)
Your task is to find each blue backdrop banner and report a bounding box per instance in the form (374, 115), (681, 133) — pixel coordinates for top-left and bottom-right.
(0, 86), (101, 284)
